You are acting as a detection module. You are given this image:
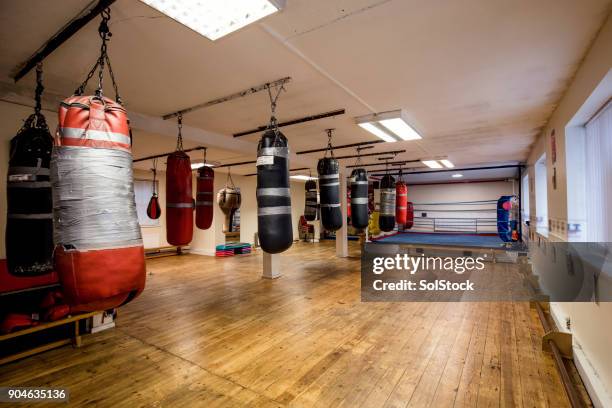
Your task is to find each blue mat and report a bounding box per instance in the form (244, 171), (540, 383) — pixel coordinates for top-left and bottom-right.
(374, 232), (507, 249)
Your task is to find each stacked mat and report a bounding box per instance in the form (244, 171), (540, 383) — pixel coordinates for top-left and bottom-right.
(215, 243), (252, 257)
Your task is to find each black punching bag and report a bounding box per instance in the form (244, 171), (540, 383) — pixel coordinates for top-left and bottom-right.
(379, 174), (396, 232)
(350, 169), (369, 229)
(256, 129), (293, 253)
(317, 157), (342, 231)
(304, 179), (317, 221)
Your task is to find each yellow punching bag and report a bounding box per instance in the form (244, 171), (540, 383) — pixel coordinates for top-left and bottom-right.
(369, 211), (381, 236)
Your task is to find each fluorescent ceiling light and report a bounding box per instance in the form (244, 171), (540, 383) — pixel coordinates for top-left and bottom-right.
(290, 175), (317, 181)
(379, 118), (422, 141)
(421, 160), (443, 169)
(191, 162), (215, 170)
(452, 173), (463, 178)
(355, 109), (422, 142)
(139, 0), (285, 41)
(440, 159), (454, 168)
(358, 123), (396, 143)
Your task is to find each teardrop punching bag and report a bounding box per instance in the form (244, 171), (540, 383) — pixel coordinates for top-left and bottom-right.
(379, 174), (396, 232)
(257, 128), (293, 253)
(195, 165), (214, 230)
(350, 168), (369, 229)
(395, 180), (408, 225)
(318, 157), (342, 231)
(304, 179), (317, 222)
(146, 162), (161, 220)
(166, 122), (194, 246)
(217, 172), (241, 233)
(52, 14), (145, 311)
(6, 89), (53, 276)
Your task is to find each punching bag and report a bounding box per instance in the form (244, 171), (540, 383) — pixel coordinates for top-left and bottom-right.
(166, 150), (193, 246)
(350, 168), (369, 229)
(304, 179), (317, 222)
(217, 173), (241, 233)
(195, 165), (214, 230)
(53, 95), (145, 311)
(146, 164), (161, 220)
(6, 111), (53, 276)
(405, 202), (414, 229)
(395, 180), (408, 225)
(318, 157), (342, 231)
(379, 174), (396, 232)
(256, 129), (293, 253)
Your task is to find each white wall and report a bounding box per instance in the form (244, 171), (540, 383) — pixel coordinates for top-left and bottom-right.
(526, 13), (612, 407)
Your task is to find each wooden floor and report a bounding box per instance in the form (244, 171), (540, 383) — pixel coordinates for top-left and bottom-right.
(0, 241), (570, 407)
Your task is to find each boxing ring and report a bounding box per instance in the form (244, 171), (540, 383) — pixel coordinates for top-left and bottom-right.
(373, 231), (507, 249)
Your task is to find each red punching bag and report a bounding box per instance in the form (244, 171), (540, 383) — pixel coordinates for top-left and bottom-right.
(406, 202), (414, 229)
(196, 164), (214, 230)
(396, 180), (408, 225)
(146, 160), (161, 220)
(166, 116), (194, 246)
(52, 14), (146, 312)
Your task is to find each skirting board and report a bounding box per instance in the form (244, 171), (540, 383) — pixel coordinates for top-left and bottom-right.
(190, 248), (216, 257)
(549, 302), (611, 408)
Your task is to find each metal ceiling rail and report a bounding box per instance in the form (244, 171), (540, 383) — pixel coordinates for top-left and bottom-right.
(244, 167), (310, 177)
(13, 0), (117, 82)
(332, 149), (405, 160)
(346, 159), (420, 168)
(133, 146), (207, 163)
(369, 164), (523, 177)
(233, 109), (346, 137)
(296, 140), (382, 155)
(213, 160), (257, 168)
(162, 76), (292, 120)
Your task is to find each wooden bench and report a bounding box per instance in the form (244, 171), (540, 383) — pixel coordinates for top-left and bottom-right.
(0, 312), (98, 365)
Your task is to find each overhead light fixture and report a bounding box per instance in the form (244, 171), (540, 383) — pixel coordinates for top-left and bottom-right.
(452, 173), (463, 178)
(290, 175), (317, 181)
(191, 162), (216, 170)
(421, 160), (443, 169)
(139, 0), (286, 41)
(355, 109), (422, 142)
(440, 159), (454, 168)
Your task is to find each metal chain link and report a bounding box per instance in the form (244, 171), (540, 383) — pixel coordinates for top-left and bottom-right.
(267, 83), (285, 142)
(324, 129), (335, 159)
(151, 158), (158, 195)
(176, 113), (184, 151)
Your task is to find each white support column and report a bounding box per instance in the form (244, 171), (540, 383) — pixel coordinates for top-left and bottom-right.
(336, 171), (349, 257)
(262, 251), (281, 279)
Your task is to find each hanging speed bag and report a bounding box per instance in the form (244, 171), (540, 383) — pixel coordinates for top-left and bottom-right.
(317, 157), (342, 231)
(53, 95), (146, 312)
(166, 151), (194, 246)
(146, 194), (161, 220)
(405, 202), (414, 229)
(304, 179), (317, 221)
(196, 166), (214, 230)
(379, 174), (396, 232)
(217, 186), (241, 233)
(6, 119), (54, 276)
(256, 129), (293, 254)
(350, 168), (369, 229)
(395, 181), (408, 225)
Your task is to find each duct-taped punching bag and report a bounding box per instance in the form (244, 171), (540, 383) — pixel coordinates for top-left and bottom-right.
(304, 178), (317, 222)
(51, 9), (146, 312)
(395, 172), (408, 225)
(318, 129), (342, 231)
(195, 150), (214, 230)
(6, 64), (54, 276)
(146, 159), (161, 220)
(257, 126), (293, 253)
(166, 115), (193, 246)
(350, 168), (369, 229)
(379, 174), (396, 232)
(217, 170), (241, 233)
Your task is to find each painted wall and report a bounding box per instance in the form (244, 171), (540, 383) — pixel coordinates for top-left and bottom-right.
(526, 13), (612, 407)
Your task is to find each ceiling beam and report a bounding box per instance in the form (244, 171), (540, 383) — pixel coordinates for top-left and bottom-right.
(346, 159), (421, 168)
(13, 0), (117, 82)
(332, 149), (405, 160)
(133, 146), (207, 163)
(296, 140), (382, 155)
(233, 109), (345, 137)
(162, 76), (291, 120)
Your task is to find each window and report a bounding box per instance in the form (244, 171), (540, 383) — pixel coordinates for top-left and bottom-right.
(134, 179), (159, 227)
(584, 101), (612, 241)
(534, 154), (548, 234)
(521, 173), (530, 222)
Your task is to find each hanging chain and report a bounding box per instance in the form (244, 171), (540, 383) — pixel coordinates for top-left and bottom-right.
(266, 83), (286, 142)
(176, 113), (184, 151)
(226, 167), (235, 188)
(202, 147), (207, 165)
(324, 129), (335, 158)
(151, 158), (158, 195)
(354, 146), (363, 167)
(34, 62), (43, 115)
(74, 8), (122, 103)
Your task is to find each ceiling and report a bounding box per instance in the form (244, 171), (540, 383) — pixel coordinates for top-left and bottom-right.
(0, 0), (610, 177)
